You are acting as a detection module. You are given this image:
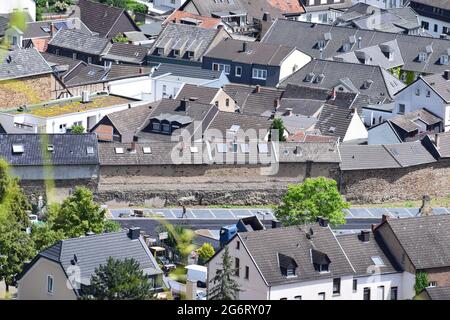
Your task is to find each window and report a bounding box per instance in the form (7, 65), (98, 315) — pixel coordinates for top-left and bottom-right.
(236, 241), (240, 250)
(378, 286), (385, 300)
(398, 104), (405, 114)
(353, 279), (358, 292)
(294, 295), (302, 300)
(426, 90), (431, 97)
(245, 266), (249, 280)
(173, 49), (180, 57)
(314, 263), (329, 272)
(235, 258), (240, 277)
(318, 292), (325, 300)
(280, 297), (288, 300)
(157, 48), (164, 55)
(319, 13), (328, 23)
(418, 52), (427, 62)
(162, 85), (167, 96)
(371, 256), (385, 266)
(73, 121), (82, 127)
(390, 287), (398, 300)
(428, 281), (437, 288)
(363, 288), (371, 300)
(226, 99), (230, 107)
(421, 21), (429, 30)
(252, 68), (267, 80)
(440, 55), (449, 65)
(235, 66), (242, 77)
(212, 63), (230, 75)
(152, 122), (161, 131)
(215, 101), (219, 107)
(162, 123), (171, 133)
(415, 88), (420, 96)
(333, 278), (341, 295)
(286, 267), (296, 277)
(47, 275), (54, 294)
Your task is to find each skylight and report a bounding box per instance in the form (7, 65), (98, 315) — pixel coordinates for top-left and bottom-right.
(371, 256), (385, 266)
(115, 147), (124, 154)
(12, 144), (24, 154)
(142, 147), (151, 154)
(86, 147), (94, 154)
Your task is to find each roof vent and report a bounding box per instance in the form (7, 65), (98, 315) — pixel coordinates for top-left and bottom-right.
(47, 145), (54, 152)
(363, 79), (373, 89)
(81, 91), (90, 103)
(317, 217), (329, 227)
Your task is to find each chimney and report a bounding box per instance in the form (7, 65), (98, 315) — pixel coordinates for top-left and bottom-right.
(242, 41), (248, 53)
(357, 36), (362, 49)
(435, 133), (440, 148)
(139, 67), (144, 74)
(272, 220), (282, 228)
(179, 98), (188, 111)
(254, 85), (261, 93)
(381, 214), (389, 223)
(130, 141), (136, 152)
(284, 108), (293, 116)
(273, 98), (280, 110)
(359, 230), (370, 242)
(262, 12), (271, 22)
(330, 88), (336, 101)
(50, 22), (56, 37)
(419, 195), (433, 216)
(128, 227), (141, 240)
(444, 70), (450, 80)
(317, 217), (329, 227)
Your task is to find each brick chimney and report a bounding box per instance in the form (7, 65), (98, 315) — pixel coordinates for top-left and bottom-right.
(419, 195), (433, 216)
(444, 70), (450, 81)
(273, 98), (280, 110)
(254, 85), (261, 93)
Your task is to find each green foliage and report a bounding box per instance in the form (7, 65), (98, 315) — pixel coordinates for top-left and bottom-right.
(269, 118), (286, 142)
(208, 246), (241, 300)
(156, 224), (196, 258)
(415, 271), (429, 295)
(0, 218), (36, 291)
(70, 125), (85, 134)
(52, 187), (107, 238)
(275, 177), (349, 227)
(0, 159), (32, 227)
(389, 66), (401, 79)
(30, 223), (65, 252)
(112, 33), (129, 43)
(98, 0), (148, 14)
(104, 220), (121, 233)
(196, 243), (215, 265)
(83, 257), (154, 300)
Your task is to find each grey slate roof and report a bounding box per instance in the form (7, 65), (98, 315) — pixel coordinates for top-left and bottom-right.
(204, 38), (296, 66)
(390, 109), (442, 133)
(410, 0), (450, 11)
(176, 84), (221, 104)
(338, 232), (399, 276)
(48, 29), (111, 55)
(0, 48), (53, 81)
(423, 73), (450, 103)
(238, 224), (355, 286)
(383, 214), (450, 269)
(0, 133), (99, 166)
(152, 63), (223, 80)
(278, 59), (405, 100)
(22, 18), (94, 40)
(315, 104), (362, 140)
(432, 131), (450, 157)
(223, 84), (284, 116)
(103, 43), (149, 64)
(277, 142), (341, 163)
(206, 111), (272, 135)
(36, 230), (162, 286)
(423, 286), (450, 300)
(262, 19), (450, 75)
(0, 16), (9, 37)
(339, 140), (437, 170)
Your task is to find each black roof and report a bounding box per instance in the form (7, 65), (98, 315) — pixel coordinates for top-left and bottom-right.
(0, 134), (99, 166)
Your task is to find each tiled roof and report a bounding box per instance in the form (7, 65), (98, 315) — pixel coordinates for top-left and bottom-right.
(423, 73), (450, 103)
(390, 109), (442, 133)
(36, 230), (162, 286)
(176, 84), (220, 104)
(204, 38), (296, 66)
(262, 19), (450, 75)
(206, 111), (272, 135)
(410, 0), (450, 11)
(277, 141), (341, 163)
(338, 232), (399, 276)
(48, 29), (111, 55)
(315, 104), (362, 140)
(0, 133), (99, 166)
(151, 63), (223, 80)
(424, 286), (450, 300)
(103, 43), (149, 64)
(278, 59), (405, 100)
(383, 214), (450, 269)
(0, 48), (52, 81)
(22, 18), (93, 39)
(238, 224), (355, 286)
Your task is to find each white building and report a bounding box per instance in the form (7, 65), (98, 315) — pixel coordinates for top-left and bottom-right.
(0, 0), (36, 21)
(0, 94), (148, 134)
(207, 220), (414, 300)
(150, 64), (229, 102)
(409, 0), (450, 38)
(393, 71), (450, 131)
(351, 0), (406, 9)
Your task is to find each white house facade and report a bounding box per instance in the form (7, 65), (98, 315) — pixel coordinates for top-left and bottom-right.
(0, 0), (36, 21)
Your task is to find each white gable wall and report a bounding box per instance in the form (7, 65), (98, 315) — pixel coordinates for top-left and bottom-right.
(343, 112), (368, 142)
(279, 50), (312, 82)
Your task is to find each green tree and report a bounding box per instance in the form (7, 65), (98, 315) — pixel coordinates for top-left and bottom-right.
(31, 223), (65, 252)
(275, 177), (349, 227)
(53, 187), (106, 238)
(0, 218), (36, 291)
(0, 159), (31, 227)
(269, 118), (286, 142)
(415, 271), (429, 295)
(104, 220), (121, 233)
(112, 33), (128, 43)
(208, 246), (241, 300)
(196, 243), (215, 265)
(70, 125), (85, 134)
(83, 257), (154, 300)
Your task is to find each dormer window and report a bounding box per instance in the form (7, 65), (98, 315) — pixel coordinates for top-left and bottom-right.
(342, 43), (351, 52)
(311, 249), (331, 273)
(418, 52), (427, 62)
(173, 49), (180, 57)
(278, 253), (298, 278)
(157, 48), (164, 55)
(304, 72), (314, 82)
(440, 55), (449, 65)
(315, 74), (325, 84)
(187, 51), (194, 59)
(317, 40), (326, 49)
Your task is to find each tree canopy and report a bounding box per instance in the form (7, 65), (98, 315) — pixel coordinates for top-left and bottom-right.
(196, 243), (215, 265)
(269, 118), (286, 142)
(83, 257), (154, 300)
(275, 177), (349, 227)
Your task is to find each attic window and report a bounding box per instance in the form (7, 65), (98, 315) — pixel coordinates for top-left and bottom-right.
(363, 80), (373, 89)
(328, 126), (336, 133)
(304, 73), (314, 82)
(157, 48), (164, 55)
(418, 52), (427, 62)
(311, 249), (331, 273)
(86, 147), (94, 154)
(371, 256), (385, 266)
(440, 55), (449, 65)
(317, 40), (326, 49)
(315, 74), (325, 84)
(115, 147), (124, 154)
(12, 144), (24, 154)
(342, 43), (351, 52)
(278, 253), (298, 278)
(47, 145), (54, 152)
(142, 147), (151, 154)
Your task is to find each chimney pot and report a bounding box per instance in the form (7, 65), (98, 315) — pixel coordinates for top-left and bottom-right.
(360, 230), (370, 242)
(317, 217), (329, 227)
(254, 85), (261, 93)
(242, 41), (248, 52)
(128, 227), (140, 240)
(357, 36), (362, 49)
(444, 70), (450, 80)
(419, 195), (433, 216)
(273, 98), (280, 110)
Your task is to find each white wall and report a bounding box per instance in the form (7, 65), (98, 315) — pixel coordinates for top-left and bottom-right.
(394, 78), (448, 130)
(351, 0), (405, 9)
(0, 0), (36, 21)
(297, 10), (343, 25)
(153, 0), (186, 10)
(417, 14), (450, 38)
(343, 112), (368, 143)
(362, 108), (393, 126)
(109, 76), (152, 101)
(351, 272), (404, 300)
(279, 50), (312, 82)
